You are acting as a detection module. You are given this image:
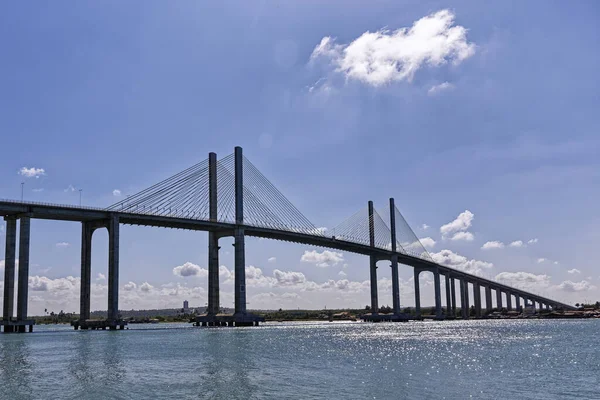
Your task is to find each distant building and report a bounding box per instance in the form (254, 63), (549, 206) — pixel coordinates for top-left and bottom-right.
(183, 300), (189, 314)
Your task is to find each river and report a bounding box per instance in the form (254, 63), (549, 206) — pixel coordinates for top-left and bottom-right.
(0, 319), (598, 399)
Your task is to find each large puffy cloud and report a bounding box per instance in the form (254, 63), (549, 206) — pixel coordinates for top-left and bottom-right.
(567, 268), (581, 275)
(430, 249), (493, 275)
(556, 280), (594, 292)
(173, 262), (208, 278)
(440, 210), (474, 240)
(301, 250), (344, 267)
(123, 281), (137, 291)
(273, 269), (307, 286)
(310, 10), (475, 86)
(495, 272), (551, 290)
(140, 282), (153, 292)
(29, 275), (79, 292)
(419, 237), (436, 249)
(509, 240), (524, 248)
(449, 231), (474, 241)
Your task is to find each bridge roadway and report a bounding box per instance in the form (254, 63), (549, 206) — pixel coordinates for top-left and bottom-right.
(0, 198), (574, 332)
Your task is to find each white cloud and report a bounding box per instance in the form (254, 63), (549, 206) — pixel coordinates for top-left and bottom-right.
(55, 242), (70, 248)
(440, 210), (474, 238)
(28, 275), (79, 292)
(112, 189), (121, 196)
(123, 281), (137, 291)
(567, 268), (581, 274)
(450, 231), (474, 241)
(140, 282), (153, 292)
(537, 258), (546, 263)
(556, 280), (594, 292)
(495, 271), (551, 290)
(96, 273), (105, 281)
(64, 185), (76, 192)
(430, 249), (493, 275)
(528, 238), (538, 244)
(310, 10), (475, 86)
(419, 237), (436, 249)
(173, 262), (208, 278)
(421, 224), (430, 230)
(482, 241), (505, 250)
(32, 188), (44, 192)
(338, 271), (347, 277)
(428, 81), (454, 95)
(509, 240), (524, 248)
(301, 250), (344, 267)
(19, 167), (45, 178)
(268, 257), (277, 263)
(554, 261), (559, 265)
(273, 269), (307, 286)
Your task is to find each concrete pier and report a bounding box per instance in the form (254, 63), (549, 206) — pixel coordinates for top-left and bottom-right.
(460, 279), (469, 319)
(367, 201), (378, 315)
(2, 217), (17, 333)
(388, 198), (401, 317)
(445, 274), (453, 318)
(473, 282), (482, 318)
(496, 289), (502, 310)
(485, 286), (492, 314)
(433, 269), (443, 319)
(107, 214), (120, 328)
(16, 216), (32, 332)
(207, 152), (220, 316)
(234, 147), (247, 317)
(506, 292), (513, 311)
(79, 222), (94, 323)
(414, 269), (421, 318)
(450, 277), (457, 316)
(515, 295), (521, 311)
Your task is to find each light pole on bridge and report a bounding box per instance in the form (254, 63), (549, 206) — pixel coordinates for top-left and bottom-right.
(21, 182), (24, 201)
(79, 189), (82, 206)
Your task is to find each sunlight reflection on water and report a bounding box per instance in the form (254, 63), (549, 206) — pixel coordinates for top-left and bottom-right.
(0, 319), (598, 399)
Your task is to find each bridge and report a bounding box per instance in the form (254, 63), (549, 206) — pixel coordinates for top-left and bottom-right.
(1, 147), (574, 332)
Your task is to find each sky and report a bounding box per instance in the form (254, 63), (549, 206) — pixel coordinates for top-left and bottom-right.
(1, 1), (599, 315)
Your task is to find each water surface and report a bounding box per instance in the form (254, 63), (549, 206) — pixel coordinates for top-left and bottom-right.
(0, 319), (598, 399)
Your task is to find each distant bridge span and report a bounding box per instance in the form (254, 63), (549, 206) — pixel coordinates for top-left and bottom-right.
(1, 147), (574, 332)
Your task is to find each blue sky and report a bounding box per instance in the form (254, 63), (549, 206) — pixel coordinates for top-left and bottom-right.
(1, 1), (599, 314)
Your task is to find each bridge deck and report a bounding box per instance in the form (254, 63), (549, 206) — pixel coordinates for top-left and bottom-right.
(0, 200), (574, 310)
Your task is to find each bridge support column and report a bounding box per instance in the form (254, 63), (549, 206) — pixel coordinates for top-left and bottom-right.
(367, 201), (378, 314)
(414, 269), (421, 318)
(460, 279), (469, 319)
(390, 255), (400, 316)
(515, 296), (521, 312)
(234, 146), (247, 317)
(473, 283), (482, 318)
(107, 215), (120, 327)
(445, 274), (452, 318)
(450, 277), (456, 317)
(506, 292), (512, 311)
(485, 286), (492, 314)
(388, 199), (400, 317)
(79, 222), (94, 323)
(433, 269), (442, 319)
(496, 289), (502, 310)
(234, 228), (246, 316)
(369, 256), (378, 314)
(207, 152), (220, 316)
(2, 217), (17, 333)
(16, 216), (31, 332)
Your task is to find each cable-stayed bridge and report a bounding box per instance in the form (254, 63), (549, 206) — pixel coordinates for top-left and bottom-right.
(1, 147), (574, 332)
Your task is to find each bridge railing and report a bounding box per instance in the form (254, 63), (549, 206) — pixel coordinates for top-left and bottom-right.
(0, 199), (107, 212)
